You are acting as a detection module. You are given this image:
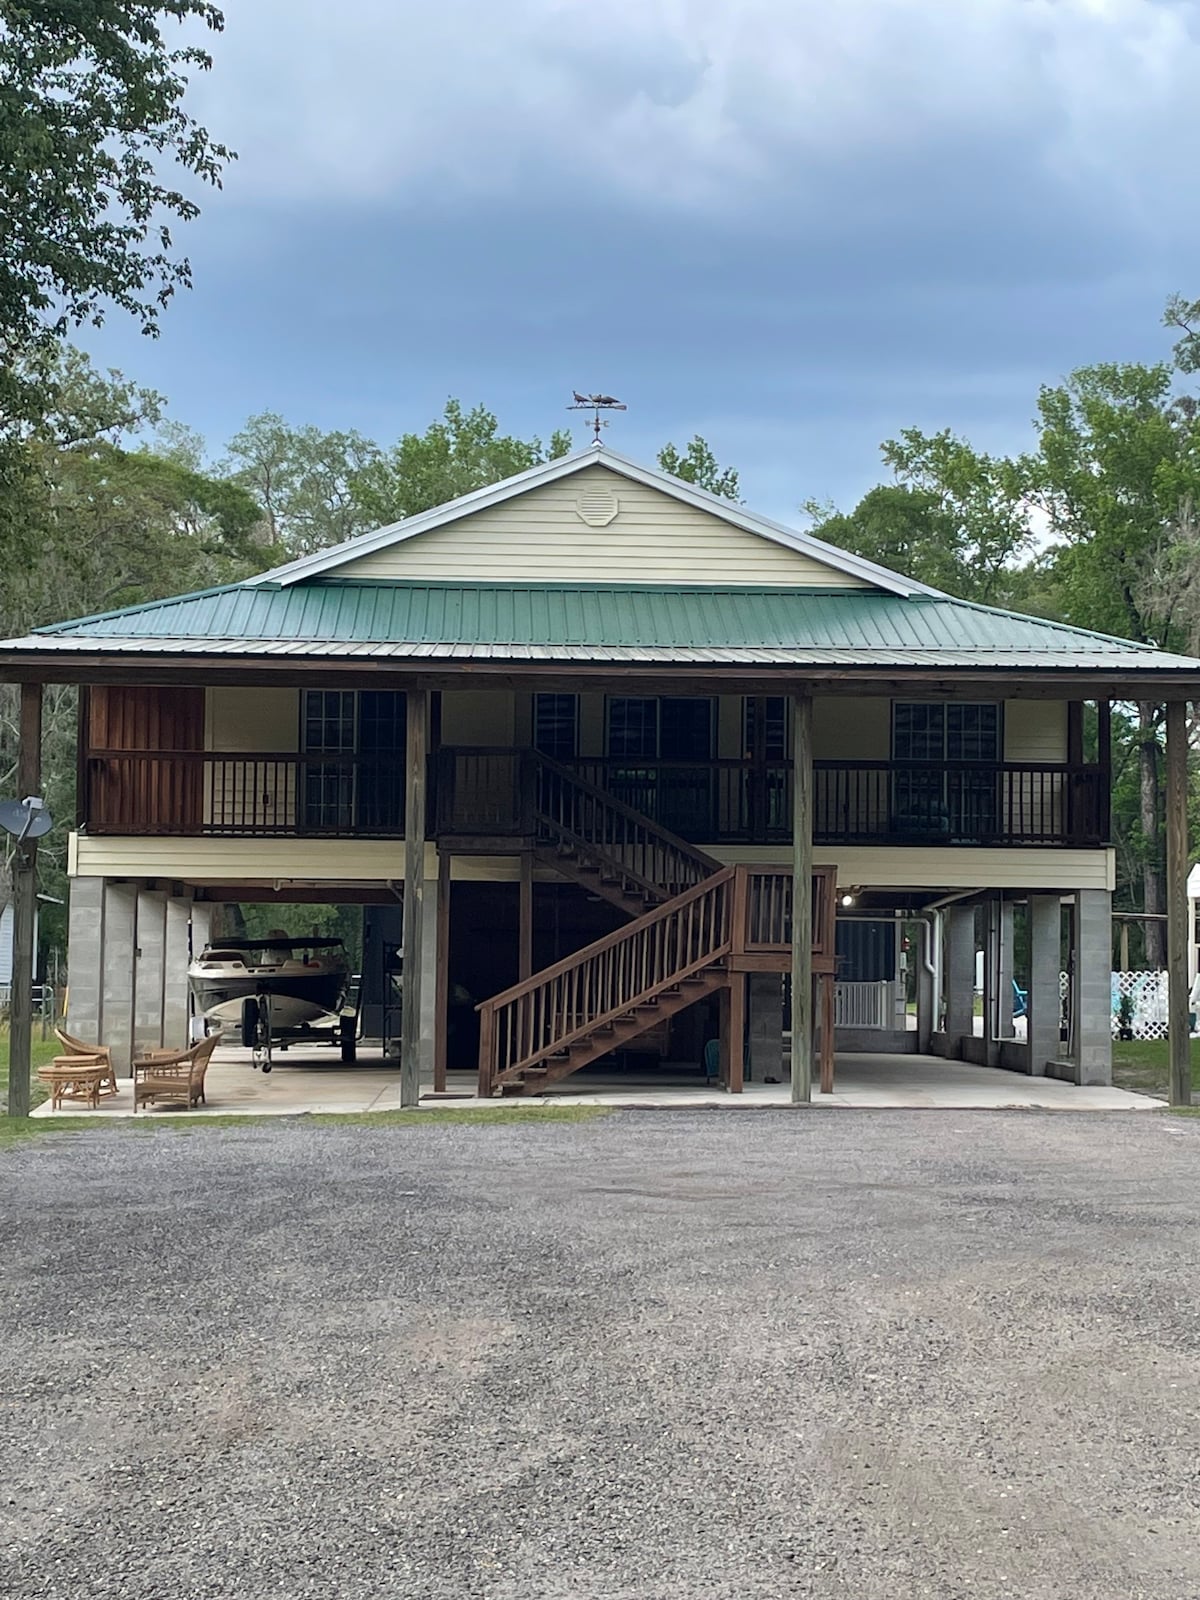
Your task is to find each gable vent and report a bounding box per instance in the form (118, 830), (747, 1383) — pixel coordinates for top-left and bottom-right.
(575, 483), (620, 527)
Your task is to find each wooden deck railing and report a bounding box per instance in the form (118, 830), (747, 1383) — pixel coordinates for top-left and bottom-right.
(85, 750), (405, 836)
(85, 745), (1109, 849)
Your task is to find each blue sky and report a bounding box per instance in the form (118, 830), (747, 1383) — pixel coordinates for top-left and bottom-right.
(82, 0), (1200, 522)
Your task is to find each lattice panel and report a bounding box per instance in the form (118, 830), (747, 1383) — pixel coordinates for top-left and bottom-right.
(1109, 969), (1169, 1040)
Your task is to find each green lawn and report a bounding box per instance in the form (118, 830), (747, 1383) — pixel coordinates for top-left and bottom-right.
(0, 1031), (60, 1113)
(1110, 1038), (1200, 1100)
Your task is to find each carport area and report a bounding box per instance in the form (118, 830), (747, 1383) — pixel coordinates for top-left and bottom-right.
(30, 1038), (1160, 1114)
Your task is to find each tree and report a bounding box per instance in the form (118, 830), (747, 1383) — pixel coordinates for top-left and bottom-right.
(1165, 293), (1200, 375)
(657, 436), (740, 501)
(804, 484), (964, 596)
(0, 351), (260, 959)
(350, 400), (572, 527)
(0, 2), (231, 366)
(223, 412), (380, 555)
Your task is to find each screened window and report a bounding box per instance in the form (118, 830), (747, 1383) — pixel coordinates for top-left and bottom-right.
(533, 694), (579, 760)
(607, 697), (714, 761)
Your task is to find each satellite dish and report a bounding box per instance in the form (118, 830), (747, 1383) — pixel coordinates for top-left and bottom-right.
(0, 799), (53, 841)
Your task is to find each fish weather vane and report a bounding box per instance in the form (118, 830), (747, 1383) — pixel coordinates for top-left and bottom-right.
(569, 391), (627, 443)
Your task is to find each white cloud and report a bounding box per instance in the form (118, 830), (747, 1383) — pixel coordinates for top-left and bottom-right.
(191, 0), (1199, 219)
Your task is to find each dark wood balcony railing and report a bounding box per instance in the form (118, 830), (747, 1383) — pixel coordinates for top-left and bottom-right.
(85, 750), (405, 836)
(83, 746), (1110, 849)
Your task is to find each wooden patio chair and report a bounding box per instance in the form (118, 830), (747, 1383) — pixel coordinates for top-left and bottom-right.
(54, 1027), (118, 1097)
(133, 1032), (221, 1113)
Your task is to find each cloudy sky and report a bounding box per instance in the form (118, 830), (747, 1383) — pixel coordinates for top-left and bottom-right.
(84, 0), (1200, 519)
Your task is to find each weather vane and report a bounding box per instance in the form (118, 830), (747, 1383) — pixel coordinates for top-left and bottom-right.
(569, 391), (627, 443)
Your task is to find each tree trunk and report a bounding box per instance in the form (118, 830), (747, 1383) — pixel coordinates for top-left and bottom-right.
(1138, 702), (1166, 968)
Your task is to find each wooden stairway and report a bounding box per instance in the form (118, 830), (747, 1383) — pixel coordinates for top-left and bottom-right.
(478, 866), (737, 1096)
(474, 753), (840, 1098)
(531, 753), (720, 917)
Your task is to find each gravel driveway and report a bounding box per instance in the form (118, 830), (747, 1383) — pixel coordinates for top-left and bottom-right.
(4, 1108), (1200, 1599)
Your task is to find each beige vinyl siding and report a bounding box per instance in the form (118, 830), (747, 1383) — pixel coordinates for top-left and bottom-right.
(813, 697), (891, 760)
(715, 844), (1115, 893)
(71, 834), (430, 884)
(334, 466), (874, 588)
(1004, 700), (1068, 762)
(205, 688), (300, 833)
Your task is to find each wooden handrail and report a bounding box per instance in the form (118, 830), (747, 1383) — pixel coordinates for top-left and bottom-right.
(476, 866), (736, 1094)
(480, 865), (735, 1013)
(533, 751), (722, 875)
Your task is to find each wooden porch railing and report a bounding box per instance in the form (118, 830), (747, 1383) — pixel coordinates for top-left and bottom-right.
(85, 750), (405, 836)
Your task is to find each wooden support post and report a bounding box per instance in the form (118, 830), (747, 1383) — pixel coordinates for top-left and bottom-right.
(727, 973), (745, 1094)
(1166, 699), (1190, 1107)
(790, 691), (813, 1103)
(8, 683), (43, 1117)
(519, 852), (534, 983)
(819, 973), (835, 1094)
(401, 690), (428, 1109)
(433, 850), (450, 1093)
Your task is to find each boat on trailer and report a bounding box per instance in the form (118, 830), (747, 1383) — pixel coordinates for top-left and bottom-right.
(188, 936), (349, 1032)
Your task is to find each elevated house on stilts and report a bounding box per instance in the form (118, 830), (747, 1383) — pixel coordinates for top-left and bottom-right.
(4, 444), (1200, 1103)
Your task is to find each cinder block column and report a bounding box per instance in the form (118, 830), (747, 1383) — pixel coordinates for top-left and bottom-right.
(1072, 889), (1113, 1086)
(66, 877), (105, 1040)
(944, 905), (976, 1048)
(163, 894), (193, 1050)
(997, 902), (1015, 1038)
(134, 889), (168, 1056)
(1027, 894), (1061, 1077)
(101, 883), (138, 1074)
(748, 974), (784, 1084)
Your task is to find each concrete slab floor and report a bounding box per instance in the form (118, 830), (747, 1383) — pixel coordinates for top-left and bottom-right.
(30, 1042), (1163, 1117)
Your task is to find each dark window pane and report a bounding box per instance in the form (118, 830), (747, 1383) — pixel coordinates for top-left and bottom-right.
(534, 694), (579, 759)
(659, 697), (714, 760)
(608, 698), (658, 759)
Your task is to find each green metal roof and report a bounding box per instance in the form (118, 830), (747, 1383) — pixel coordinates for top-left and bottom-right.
(8, 579), (1200, 673)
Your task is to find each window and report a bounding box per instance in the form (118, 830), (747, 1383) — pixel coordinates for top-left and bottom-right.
(301, 690), (405, 832)
(891, 702), (1000, 840)
(893, 703), (999, 763)
(742, 697), (788, 761)
(607, 698), (714, 761)
(533, 694), (579, 760)
(605, 697), (716, 836)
